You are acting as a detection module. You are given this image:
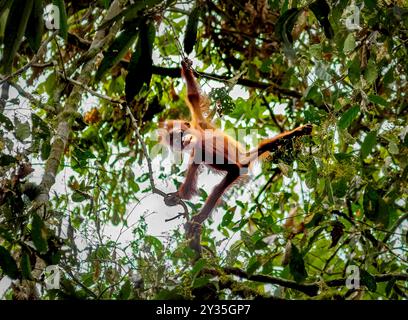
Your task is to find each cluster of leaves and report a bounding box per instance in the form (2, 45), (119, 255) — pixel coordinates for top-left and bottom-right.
(0, 0), (407, 300)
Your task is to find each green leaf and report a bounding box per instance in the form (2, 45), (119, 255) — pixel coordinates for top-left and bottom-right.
(325, 178), (334, 204)
(343, 33), (356, 53)
(192, 275), (211, 289)
(246, 256), (261, 274)
(40, 139), (51, 160)
(334, 152), (354, 162)
(52, 0), (68, 40)
(348, 55), (360, 85)
(73, 148), (96, 161)
(303, 227), (324, 254)
(71, 191), (87, 202)
(31, 213), (48, 253)
(254, 238), (268, 250)
(304, 84), (323, 105)
(183, 4), (200, 55)
(368, 94), (389, 107)
(0, 245), (19, 279)
(221, 207), (235, 227)
(236, 200), (245, 209)
(154, 288), (185, 300)
(125, 20), (155, 102)
(360, 131), (377, 159)
(383, 68), (394, 85)
(0, 0), (12, 17)
(309, 0), (334, 39)
(338, 105), (360, 130)
(225, 240), (242, 266)
(31, 113), (50, 138)
(99, 0), (110, 9)
(275, 8), (301, 45)
(25, 0), (44, 52)
(305, 158), (317, 189)
(385, 278), (396, 297)
(0, 153), (17, 166)
(240, 231), (255, 252)
(117, 279), (131, 299)
(21, 252), (32, 280)
(361, 269), (377, 292)
(95, 20), (139, 81)
(144, 235), (163, 255)
(191, 258), (206, 275)
(364, 59), (378, 84)
(0, 113), (13, 130)
(14, 119), (31, 142)
(332, 178), (347, 198)
(0, 227), (13, 242)
(289, 244), (308, 283)
(363, 186), (389, 226)
(388, 141), (399, 155)
(1, 0), (33, 72)
(329, 221), (344, 248)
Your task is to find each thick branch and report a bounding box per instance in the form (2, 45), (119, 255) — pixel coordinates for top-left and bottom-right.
(218, 277), (283, 300)
(222, 267), (319, 296)
(325, 273), (408, 287)
(220, 267), (408, 297)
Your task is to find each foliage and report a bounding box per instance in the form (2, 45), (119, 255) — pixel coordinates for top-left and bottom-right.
(0, 0), (407, 300)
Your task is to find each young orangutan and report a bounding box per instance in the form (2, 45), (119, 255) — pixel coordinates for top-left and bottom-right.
(160, 59), (312, 250)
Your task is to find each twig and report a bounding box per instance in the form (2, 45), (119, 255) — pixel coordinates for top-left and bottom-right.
(165, 213), (185, 222)
(322, 236), (352, 273)
(261, 95), (284, 132)
(0, 31), (58, 85)
(54, 38), (68, 80)
(254, 168), (281, 204)
(3, 80), (42, 105)
(60, 72), (123, 104)
(125, 104), (189, 220)
(31, 62), (55, 68)
(62, 265), (98, 299)
(96, 271), (130, 299)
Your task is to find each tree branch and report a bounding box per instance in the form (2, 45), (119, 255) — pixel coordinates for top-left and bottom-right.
(149, 65), (302, 99)
(0, 31), (58, 86)
(221, 267), (320, 296)
(60, 72), (123, 104)
(219, 267), (408, 297)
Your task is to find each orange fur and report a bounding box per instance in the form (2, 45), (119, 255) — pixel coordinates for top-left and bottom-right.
(162, 59), (312, 241)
